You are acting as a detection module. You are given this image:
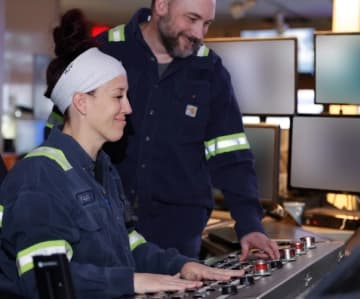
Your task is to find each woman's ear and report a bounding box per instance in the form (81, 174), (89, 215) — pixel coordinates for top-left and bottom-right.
(72, 92), (87, 116)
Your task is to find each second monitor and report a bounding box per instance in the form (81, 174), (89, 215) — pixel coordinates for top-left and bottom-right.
(244, 123), (281, 205)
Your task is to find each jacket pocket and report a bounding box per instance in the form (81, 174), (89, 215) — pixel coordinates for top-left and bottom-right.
(174, 81), (210, 143)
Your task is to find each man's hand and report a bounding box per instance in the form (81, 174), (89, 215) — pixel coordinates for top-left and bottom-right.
(180, 262), (244, 281)
(239, 232), (280, 261)
(343, 227), (360, 256)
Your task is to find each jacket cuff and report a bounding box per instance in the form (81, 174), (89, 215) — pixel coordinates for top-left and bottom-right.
(106, 266), (134, 296)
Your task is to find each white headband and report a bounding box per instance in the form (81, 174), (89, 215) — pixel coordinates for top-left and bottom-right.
(51, 47), (127, 113)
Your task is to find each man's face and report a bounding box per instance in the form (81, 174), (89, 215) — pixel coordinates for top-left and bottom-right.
(157, 0), (216, 58)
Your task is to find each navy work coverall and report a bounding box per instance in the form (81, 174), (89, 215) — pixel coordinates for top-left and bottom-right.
(0, 128), (191, 299)
(96, 8), (264, 257)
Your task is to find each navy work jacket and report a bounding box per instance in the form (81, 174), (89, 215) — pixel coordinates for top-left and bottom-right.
(0, 128), (190, 299)
(97, 8), (264, 239)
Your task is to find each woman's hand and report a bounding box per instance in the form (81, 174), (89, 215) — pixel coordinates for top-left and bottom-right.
(180, 262), (244, 281)
(134, 273), (202, 294)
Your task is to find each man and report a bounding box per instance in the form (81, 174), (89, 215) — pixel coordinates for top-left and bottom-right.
(47, 0), (279, 259)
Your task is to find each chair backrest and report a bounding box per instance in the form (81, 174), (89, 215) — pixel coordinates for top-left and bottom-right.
(33, 254), (77, 299)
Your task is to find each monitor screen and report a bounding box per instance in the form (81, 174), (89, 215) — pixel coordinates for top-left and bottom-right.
(244, 123), (281, 204)
(241, 28), (314, 74)
(15, 119), (46, 155)
(289, 116), (360, 194)
(315, 32), (360, 105)
(206, 37), (297, 116)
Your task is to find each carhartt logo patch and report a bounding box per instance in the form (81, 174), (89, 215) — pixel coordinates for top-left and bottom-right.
(76, 191), (95, 205)
(185, 104), (198, 118)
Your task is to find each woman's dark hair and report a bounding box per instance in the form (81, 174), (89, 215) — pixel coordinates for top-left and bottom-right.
(44, 9), (98, 98)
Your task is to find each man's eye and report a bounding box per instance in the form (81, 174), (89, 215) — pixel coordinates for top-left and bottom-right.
(188, 16), (197, 22)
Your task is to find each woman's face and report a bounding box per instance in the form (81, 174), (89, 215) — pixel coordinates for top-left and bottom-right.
(86, 75), (132, 143)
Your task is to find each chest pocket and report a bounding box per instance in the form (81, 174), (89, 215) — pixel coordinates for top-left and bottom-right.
(75, 202), (102, 232)
(174, 81), (210, 143)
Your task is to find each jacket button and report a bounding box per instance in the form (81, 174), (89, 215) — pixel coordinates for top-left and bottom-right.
(141, 164), (146, 169)
(149, 109), (155, 115)
(145, 136), (151, 142)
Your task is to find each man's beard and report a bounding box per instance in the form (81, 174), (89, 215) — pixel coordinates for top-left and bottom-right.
(158, 18), (201, 58)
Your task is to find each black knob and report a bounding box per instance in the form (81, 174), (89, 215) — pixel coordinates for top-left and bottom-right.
(240, 275), (255, 286)
(270, 260), (283, 269)
(221, 285), (238, 295)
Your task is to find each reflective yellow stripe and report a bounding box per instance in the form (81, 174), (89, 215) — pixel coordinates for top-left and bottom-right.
(46, 111), (64, 129)
(204, 132), (250, 159)
(0, 205), (3, 228)
(128, 230), (146, 251)
(108, 24), (126, 42)
(197, 45), (209, 57)
(17, 240), (73, 275)
(25, 147), (72, 171)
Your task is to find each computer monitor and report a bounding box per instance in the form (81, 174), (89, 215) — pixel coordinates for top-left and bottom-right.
(289, 116), (360, 194)
(244, 123), (281, 204)
(315, 32), (360, 105)
(241, 27), (314, 74)
(205, 37), (297, 116)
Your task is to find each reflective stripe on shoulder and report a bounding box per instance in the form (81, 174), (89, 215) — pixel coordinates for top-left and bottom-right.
(204, 132), (250, 160)
(46, 111), (64, 129)
(16, 240), (73, 276)
(108, 24), (126, 42)
(197, 45), (210, 57)
(0, 204), (3, 228)
(25, 146), (72, 171)
(128, 230), (146, 251)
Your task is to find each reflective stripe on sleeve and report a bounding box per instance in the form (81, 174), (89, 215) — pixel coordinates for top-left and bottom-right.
(0, 205), (3, 228)
(108, 24), (126, 42)
(16, 240), (73, 275)
(197, 45), (209, 57)
(25, 147), (72, 171)
(46, 111), (64, 129)
(128, 230), (146, 251)
(204, 132), (250, 160)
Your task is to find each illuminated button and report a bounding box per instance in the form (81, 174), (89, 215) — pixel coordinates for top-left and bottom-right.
(280, 247), (296, 262)
(300, 236), (316, 249)
(254, 259), (271, 276)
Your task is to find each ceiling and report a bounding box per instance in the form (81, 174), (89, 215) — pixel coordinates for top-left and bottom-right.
(60, 0), (334, 27)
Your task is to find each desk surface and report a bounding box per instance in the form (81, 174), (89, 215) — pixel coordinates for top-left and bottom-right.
(208, 209), (354, 242)
(203, 210), (350, 256)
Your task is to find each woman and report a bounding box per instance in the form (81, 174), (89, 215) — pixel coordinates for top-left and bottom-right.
(0, 9), (243, 299)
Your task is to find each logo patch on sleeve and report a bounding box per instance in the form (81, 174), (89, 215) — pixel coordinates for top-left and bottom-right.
(76, 191), (95, 205)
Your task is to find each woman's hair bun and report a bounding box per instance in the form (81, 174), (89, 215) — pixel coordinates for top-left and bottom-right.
(53, 8), (97, 58)
(44, 8), (98, 98)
